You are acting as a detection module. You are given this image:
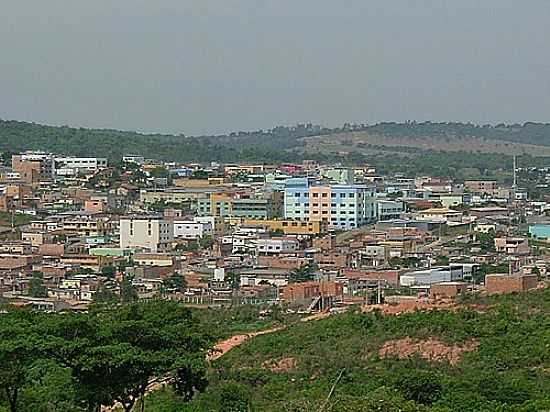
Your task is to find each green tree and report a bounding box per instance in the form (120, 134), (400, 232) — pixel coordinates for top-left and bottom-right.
(289, 263), (317, 283)
(531, 266), (542, 280)
(41, 301), (214, 412)
(218, 381), (251, 412)
(163, 273), (187, 293)
(149, 167), (169, 179)
(173, 359), (208, 402)
(199, 235), (214, 250)
(476, 231), (496, 253)
(190, 170), (208, 180)
(0, 311), (41, 412)
(101, 265), (116, 278)
(28, 272), (47, 298)
(225, 272), (241, 290)
(92, 285), (119, 304)
(435, 255), (450, 266)
(120, 277), (138, 302)
(392, 370), (442, 405)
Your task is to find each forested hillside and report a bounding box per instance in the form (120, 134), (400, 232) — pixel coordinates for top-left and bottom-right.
(2, 119), (550, 183)
(1, 119), (550, 164)
(0, 120), (329, 163)
(365, 121), (550, 147)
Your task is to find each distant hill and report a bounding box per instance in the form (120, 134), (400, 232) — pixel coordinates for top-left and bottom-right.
(0, 120), (550, 161)
(1, 119), (550, 169)
(363, 121), (550, 147)
(0, 119), (330, 163)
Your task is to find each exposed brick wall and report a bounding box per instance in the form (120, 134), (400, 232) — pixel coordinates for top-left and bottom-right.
(429, 283), (467, 299)
(279, 281), (343, 303)
(257, 256), (309, 270)
(341, 269), (400, 286)
(485, 274), (538, 295)
(38, 244), (65, 256)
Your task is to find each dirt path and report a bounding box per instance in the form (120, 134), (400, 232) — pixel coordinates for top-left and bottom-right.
(208, 326), (285, 361)
(209, 312), (330, 361)
(104, 312), (331, 410)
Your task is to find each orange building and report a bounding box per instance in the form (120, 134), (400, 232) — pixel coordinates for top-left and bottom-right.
(84, 199), (106, 214)
(308, 186), (331, 223)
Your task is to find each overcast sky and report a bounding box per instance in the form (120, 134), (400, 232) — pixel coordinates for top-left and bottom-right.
(1, 0), (549, 135)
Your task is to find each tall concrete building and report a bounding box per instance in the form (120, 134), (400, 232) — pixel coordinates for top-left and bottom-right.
(12, 151), (55, 184)
(284, 178), (376, 230)
(119, 216), (174, 253)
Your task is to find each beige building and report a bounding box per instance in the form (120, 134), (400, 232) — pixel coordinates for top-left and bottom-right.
(62, 217), (113, 237)
(119, 216), (174, 253)
(134, 253), (174, 267)
(416, 207), (463, 223)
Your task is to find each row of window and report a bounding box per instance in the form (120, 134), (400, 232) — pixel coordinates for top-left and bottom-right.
(293, 192), (356, 198)
(293, 203), (360, 208)
(281, 221), (313, 227)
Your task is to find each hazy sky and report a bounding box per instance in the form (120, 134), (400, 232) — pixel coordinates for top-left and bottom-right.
(1, 0), (550, 135)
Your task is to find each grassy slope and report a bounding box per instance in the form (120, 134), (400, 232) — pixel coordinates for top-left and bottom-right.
(145, 289), (550, 412)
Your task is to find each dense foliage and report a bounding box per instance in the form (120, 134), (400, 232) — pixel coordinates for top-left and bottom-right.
(0, 120), (324, 163)
(2, 120), (550, 169)
(0, 300), (215, 412)
(366, 121), (550, 147)
(143, 289), (550, 411)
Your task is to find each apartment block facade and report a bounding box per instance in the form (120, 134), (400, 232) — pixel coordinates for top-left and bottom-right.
(119, 216), (174, 253)
(284, 178), (376, 230)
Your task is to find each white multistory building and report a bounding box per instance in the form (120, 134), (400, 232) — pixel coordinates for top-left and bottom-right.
(119, 216), (174, 253)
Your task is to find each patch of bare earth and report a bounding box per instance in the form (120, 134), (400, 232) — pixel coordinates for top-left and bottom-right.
(363, 299), (457, 315)
(263, 357), (297, 373)
(378, 337), (478, 366)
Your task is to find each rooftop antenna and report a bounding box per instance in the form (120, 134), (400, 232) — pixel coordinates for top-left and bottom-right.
(512, 155), (518, 192)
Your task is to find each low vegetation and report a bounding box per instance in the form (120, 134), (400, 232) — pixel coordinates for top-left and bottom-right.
(0, 212), (33, 228)
(142, 289), (550, 411)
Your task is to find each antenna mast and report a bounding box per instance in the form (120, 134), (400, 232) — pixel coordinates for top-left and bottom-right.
(512, 155), (517, 191)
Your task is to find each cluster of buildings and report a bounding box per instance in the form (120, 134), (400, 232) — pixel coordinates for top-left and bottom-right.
(0, 151), (548, 311)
